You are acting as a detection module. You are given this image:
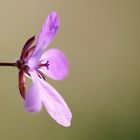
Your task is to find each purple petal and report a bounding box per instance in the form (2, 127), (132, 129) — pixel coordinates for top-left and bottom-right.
(33, 12), (59, 57)
(25, 72), (42, 112)
(36, 74), (72, 127)
(39, 48), (69, 80)
(27, 56), (39, 70)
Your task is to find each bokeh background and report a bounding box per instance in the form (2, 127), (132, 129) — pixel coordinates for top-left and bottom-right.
(0, 0), (139, 140)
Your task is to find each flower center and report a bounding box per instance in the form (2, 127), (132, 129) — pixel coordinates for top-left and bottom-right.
(16, 60), (29, 72)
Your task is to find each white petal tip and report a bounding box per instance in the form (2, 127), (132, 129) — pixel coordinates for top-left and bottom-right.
(58, 113), (72, 127)
(63, 121), (71, 127)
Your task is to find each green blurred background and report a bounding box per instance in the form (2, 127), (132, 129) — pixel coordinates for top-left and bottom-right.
(0, 0), (139, 139)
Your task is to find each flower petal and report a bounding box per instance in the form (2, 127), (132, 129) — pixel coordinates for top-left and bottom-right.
(33, 12), (59, 57)
(39, 48), (69, 80)
(25, 72), (42, 112)
(35, 74), (72, 127)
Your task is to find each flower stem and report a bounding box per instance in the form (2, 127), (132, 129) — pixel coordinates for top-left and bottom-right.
(0, 62), (17, 67)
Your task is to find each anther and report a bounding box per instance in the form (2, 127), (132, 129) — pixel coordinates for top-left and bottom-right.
(45, 60), (50, 70)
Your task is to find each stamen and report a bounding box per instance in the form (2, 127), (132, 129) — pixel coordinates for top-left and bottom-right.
(39, 60), (50, 70)
(46, 60), (50, 70)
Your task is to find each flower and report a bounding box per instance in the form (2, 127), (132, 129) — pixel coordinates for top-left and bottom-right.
(16, 12), (72, 127)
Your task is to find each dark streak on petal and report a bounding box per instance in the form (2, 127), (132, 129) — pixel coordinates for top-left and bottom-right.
(37, 70), (46, 80)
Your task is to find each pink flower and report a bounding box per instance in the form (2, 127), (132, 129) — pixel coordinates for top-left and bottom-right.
(16, 12), (72, 127)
